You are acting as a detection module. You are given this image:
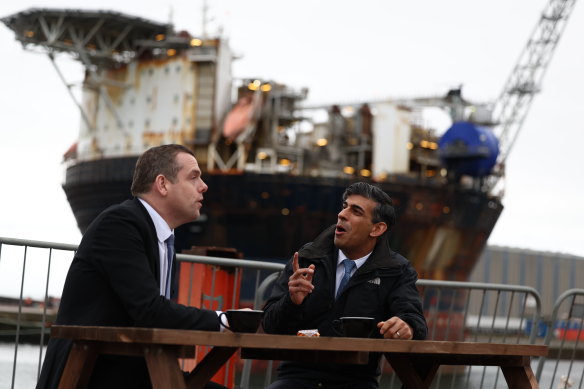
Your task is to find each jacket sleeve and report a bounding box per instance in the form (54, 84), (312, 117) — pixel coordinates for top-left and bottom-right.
(388, 263), (428, 340)
(261, 256), (306, 334)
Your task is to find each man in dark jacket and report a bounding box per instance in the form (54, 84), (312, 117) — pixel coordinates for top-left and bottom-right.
(262, 182), (427, 389)
(37, 144), (227, 389)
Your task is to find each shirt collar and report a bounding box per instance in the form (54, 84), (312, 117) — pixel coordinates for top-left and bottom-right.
(338, 249), (371, 270)
(138, 198), (173, 243)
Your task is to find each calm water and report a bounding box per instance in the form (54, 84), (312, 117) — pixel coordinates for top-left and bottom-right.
(1, 342), (582, 389)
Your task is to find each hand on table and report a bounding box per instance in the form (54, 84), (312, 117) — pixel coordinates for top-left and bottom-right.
(377, 317), (413, 340)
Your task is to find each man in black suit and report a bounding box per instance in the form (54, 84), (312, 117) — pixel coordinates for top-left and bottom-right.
(37, 144), (228, 389)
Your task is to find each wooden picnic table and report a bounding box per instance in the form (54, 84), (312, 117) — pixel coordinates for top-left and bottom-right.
(51, 325), (547, 389)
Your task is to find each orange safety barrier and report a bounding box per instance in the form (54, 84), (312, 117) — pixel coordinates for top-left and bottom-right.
(177, 246), (243, 388)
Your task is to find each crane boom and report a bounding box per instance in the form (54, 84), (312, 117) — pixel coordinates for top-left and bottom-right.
(488, 0), (577, 191)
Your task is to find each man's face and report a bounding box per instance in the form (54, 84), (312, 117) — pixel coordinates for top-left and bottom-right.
(166, 152), (208, 227)
(334, 194), (380, 259)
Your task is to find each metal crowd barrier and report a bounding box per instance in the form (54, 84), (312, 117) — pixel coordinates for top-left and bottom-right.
(0, 237), (77, 389)
(408, 279), (543, 389)
(536, 288), (584, 389)
(0, 237), (581, 389)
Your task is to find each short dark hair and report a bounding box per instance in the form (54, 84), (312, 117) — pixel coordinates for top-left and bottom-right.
(342, 182), (396, 230)
(131, 144), (195, 196)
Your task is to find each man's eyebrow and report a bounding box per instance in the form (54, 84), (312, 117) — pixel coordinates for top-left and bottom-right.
(347, 203), (365, 213)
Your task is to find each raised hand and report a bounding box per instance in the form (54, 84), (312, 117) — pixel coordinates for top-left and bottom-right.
(288, 252), (315, 305)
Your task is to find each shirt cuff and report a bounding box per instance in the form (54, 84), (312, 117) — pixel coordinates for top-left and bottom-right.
(217, 311), (227, 332)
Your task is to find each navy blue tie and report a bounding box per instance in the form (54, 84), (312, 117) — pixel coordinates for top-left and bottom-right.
(336, 259), (356, 299)
(164, 234), (175, 298)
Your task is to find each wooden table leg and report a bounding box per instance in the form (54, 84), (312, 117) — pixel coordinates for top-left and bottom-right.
(384, 354), (439, 389)
(58, 341), (97, 389)
(144, 345), (187, 389)
(501, 365), (540, 389)
(186, 347), (237, 389)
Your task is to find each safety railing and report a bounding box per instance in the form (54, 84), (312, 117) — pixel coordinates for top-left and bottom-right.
(400, 279), (544, 389)
(1, 236), (581, 389)
(0, 237), (77, 389)
(536, 288), (584, 389)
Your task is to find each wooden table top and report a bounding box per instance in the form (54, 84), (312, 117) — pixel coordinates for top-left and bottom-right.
(50, 325), (548, 358)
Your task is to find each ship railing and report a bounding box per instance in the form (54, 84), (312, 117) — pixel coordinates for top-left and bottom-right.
(535, 288), (584, 389)
(0, 236), (580, 389)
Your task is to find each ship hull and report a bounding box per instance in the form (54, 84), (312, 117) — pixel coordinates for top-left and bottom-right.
(63, 158), (502, 281)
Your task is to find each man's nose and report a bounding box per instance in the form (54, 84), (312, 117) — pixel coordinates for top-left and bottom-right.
(200, 179), (208, 193)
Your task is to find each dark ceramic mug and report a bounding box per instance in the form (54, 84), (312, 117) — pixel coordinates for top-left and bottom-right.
(219, 309), (263, 333)
(335, 316), (376, 338)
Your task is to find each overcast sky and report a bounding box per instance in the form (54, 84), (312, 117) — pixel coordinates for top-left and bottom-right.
(1, 0), (583, 263)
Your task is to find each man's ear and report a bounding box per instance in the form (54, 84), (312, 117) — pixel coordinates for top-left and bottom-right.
(370, 222), (387, 238)
(153, 174), (168, 196)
